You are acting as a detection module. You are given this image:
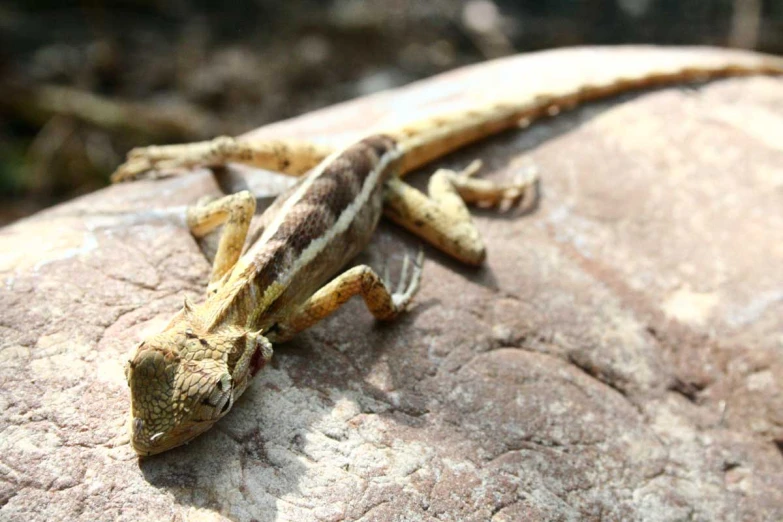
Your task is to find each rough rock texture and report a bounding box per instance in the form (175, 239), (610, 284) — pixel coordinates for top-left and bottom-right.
(2, 47), (782, 521)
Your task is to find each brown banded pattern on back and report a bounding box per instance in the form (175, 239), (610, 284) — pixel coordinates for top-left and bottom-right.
(204, 134), (398, 331)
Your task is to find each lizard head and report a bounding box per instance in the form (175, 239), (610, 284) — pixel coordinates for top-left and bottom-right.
(125, 303), (273, 456)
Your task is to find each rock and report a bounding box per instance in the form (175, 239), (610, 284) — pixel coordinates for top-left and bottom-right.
(1, 46), (782, 521)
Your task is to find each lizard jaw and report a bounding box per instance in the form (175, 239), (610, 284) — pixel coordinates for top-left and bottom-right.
(129, 415), (218, 456)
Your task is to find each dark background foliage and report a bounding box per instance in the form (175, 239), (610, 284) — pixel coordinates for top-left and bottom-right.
(1, 0), (780, 224)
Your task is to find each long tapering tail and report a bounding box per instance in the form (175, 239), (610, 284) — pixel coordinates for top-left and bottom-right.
(386, 49), (783, 175)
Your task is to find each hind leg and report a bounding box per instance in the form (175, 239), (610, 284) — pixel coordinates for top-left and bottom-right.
(383, 160), (537, 265)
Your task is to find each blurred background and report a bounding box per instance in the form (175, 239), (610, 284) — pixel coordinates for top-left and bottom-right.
(1, 0), (781, 225)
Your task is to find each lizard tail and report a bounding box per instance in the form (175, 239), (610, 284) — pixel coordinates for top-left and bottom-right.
(388, 50), (783, 176)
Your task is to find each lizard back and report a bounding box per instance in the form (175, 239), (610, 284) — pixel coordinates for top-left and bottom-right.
(204, 135), (399, 332)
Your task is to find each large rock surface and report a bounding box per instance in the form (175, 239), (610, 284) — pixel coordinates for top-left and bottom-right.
(2, 46), (782, 521)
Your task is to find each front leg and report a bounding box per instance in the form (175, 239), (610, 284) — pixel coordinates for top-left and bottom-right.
(382, 161), (537, 265)
(111, 136), (334, 182)
(268, 252), (424, 343)
(186, 190), (256, 295)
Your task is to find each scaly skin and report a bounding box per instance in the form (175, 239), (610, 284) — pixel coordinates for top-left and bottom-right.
(127, 136), (403, 455)
(127, 304), (272, 454)
(122, 49), (783, 456)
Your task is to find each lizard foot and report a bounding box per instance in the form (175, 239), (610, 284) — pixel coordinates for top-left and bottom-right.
(447, 159), (539, 212)
(111, 155), (163, 183)
(111, 152), (193, 183)
(110, 138), (230, 183)
(389, 249), (425, 310)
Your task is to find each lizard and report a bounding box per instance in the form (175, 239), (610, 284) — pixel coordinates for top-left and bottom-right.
(116, 49), (783, 456)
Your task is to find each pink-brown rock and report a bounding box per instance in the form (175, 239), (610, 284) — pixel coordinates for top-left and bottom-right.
(1, 46), (782, 521)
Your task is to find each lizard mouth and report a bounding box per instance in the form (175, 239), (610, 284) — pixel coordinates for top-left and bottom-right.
(130, 417), (215, 456)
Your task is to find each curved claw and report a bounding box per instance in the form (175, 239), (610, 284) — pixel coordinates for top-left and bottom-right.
(391, 249), (425, 309)
(449, 160), (539, 211)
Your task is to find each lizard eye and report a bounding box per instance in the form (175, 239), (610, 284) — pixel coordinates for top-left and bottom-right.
(220, 396), (232, 414)
(218, 373), (232, 392)
(215, 374), (233, 415)
(195, 373), (233, 420)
